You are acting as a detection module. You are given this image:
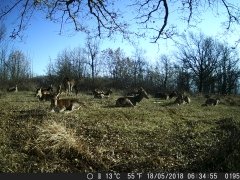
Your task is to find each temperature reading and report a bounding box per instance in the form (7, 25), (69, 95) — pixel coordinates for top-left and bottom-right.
(128, 173), (143, 179)
(106, 173), (121, 179)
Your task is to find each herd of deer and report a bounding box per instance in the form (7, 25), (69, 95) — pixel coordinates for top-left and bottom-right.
(6, 78), (221, 113)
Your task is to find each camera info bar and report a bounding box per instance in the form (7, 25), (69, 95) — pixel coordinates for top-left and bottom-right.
(1, 172), (239, 180)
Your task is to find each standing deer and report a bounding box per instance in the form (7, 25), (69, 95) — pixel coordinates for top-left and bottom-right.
(50, 93), (81, 113)
(64, 78), (76, 96)
(116, 87), (149, 107)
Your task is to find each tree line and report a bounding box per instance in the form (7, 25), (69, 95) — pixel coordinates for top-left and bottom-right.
(0, 28), (239, 95)
(0, 25), (32, 89)
(45, 33), (240, 95)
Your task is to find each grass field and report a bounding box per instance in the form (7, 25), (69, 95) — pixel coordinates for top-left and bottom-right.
(0, 91), (240, 173)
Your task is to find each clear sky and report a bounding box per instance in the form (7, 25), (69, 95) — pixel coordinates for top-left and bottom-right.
(2, 1), (240, 76)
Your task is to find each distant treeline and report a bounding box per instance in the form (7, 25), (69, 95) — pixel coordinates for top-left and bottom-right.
(1, 33), (240, 95)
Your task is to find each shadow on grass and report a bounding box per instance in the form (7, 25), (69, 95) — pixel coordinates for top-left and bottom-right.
(15, 109), (48, 120)
(189, 117), (240, 172)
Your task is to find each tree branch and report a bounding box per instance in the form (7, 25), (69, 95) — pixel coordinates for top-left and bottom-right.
(221, 0), (239, 29)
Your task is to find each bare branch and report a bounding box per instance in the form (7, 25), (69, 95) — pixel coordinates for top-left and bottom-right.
(66, 0), (80, 31)
(221, 0), (239, 29)
(152, 0), (169, 43)
(10, 0), (31, 39)
(1, 0), (240, 43)
(0, 0), (23, 20)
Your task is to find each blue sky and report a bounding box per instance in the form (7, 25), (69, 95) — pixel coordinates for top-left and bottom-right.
(3, 1), (240, 76)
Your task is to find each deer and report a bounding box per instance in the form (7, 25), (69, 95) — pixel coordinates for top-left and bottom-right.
(116, 87), (149, 107)
(93, 89), (113, 99)
(50, 93), (81, 113)
(7, 85), (18, 92)
(92, 89), (104, 99)
(174, 94), (191, 105)
(36, 87), (54, 101)
(64, 78), (76, 96)
(169, 91), (178, 99)
(103, 89), (113, 98)
(202, 98), (220, 106)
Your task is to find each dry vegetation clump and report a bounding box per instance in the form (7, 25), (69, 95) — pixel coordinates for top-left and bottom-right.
(23, 120), (105, 172)
(28, 121), (84, 154)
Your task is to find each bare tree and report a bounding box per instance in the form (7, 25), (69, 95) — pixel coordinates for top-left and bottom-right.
(5, 50), (31, 81)
(0, 24), (6, 43)
(70, 47), (88, 78)
(174, 64), (191, 93)
(156, 55), (173, 90)
(0, 1), (239, 42)
(0, 26), (7, 83)
(54, 49), (74, 80)
(177, 33), (221, 93)
(132, 47), (147, 86)
(85, 36), (100, 84)
(217, 44), (240, 94)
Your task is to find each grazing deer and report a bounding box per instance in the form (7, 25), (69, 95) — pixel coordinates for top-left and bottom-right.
(50, 93), (81, 113)
(203, 98), (220, 106)
(7, 85), (18, 92)
(36, 88), (54, 101)
(154, 92), (169, 100)
(116, 87), (149, 107)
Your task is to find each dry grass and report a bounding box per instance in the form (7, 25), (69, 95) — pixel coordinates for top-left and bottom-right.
(0, 91), (240, 172)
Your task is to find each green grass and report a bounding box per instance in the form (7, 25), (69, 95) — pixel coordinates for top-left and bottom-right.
(0, 91), (240, 172)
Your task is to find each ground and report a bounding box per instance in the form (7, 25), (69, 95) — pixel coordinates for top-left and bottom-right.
(0, 91), (240, 172)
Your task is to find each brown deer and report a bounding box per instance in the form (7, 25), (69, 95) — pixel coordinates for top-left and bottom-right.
(203, 98), (220, 106)
(93, 89), (113, 99)
(64, 78), (76, 95)
(174, 94), (191, 105)
(116, 87), (149, 107)
(50, 93), (81, 113)
(92, 89), (104, 99)
(36, 87), (54, 101)
(7, 85), (18, 92)
(103, 89), (113, 98)
(169, 91), (178, 99)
